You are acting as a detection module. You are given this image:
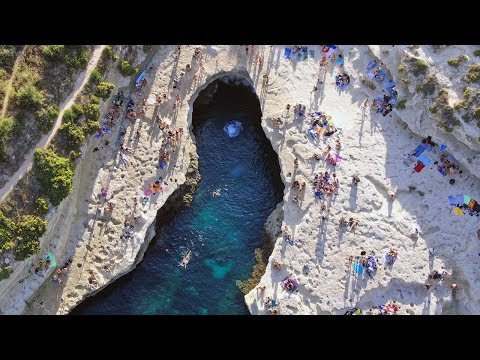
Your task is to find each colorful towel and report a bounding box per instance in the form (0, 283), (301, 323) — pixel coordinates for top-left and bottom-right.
(456, 194), (464, 205)
(418, 153), (432, 166)
(284, 48), (292, 59)
(414, 143), (427, 157)
(439, 144), (447, 153)
(464, 195), (471, 205)
(469, 199), (476, 209)
(353, 263), (364, 275)
(425, 144), (433, 152)
(453, 207), (464, 216)
(414, 162), (425, 172)
(309, 49), (315, 58)
(448, 195), (456, 206)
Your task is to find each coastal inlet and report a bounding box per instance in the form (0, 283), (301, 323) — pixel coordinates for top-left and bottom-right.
(73, 77), (284, 314)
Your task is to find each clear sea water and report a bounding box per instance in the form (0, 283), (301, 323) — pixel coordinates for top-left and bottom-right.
(73, 81), (283, 315)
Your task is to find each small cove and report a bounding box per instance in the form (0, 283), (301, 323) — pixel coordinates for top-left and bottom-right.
(73, 78), (284, 315)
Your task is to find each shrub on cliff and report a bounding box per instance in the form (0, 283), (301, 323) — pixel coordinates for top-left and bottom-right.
(118, 60), (138, 77)
(33, 148), (74, 206)
(103, 46), (119, 61)
(60, 122), (85, 149)
(396, 99), (407, 110)
(0, 46), (17, 68)
(474, 50), (480, 57)
(0, 210), (15, 253)
(89, 69), (102, 86)
(15, 84), (45, 110)
(41, 45), (65, 61)
(35, 197), (49, 214)
(95, 82), (115, 101)
(466, 65), (480, 83)
(0, 266), (13, 280)
(14, 214), (47, 261)
(397, 63), (406, 72)
(35, 104), (59, 133)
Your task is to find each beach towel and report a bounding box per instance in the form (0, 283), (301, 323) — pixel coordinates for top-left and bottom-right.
(464, 195), (471, 205)
(309, 49), (315, 58)
(353, 263), (364, 275)
(469, 199), (476, 209)
(414, 162), (425, 172)
(439, 144), (447, 153)
(296, 52), (303, 61)
(386, 87), (397, 96)
(425, 144), (433, 152)
(335, 57), (344, 66)
(384, 81), (395, 89)
(314, 190), (323, 198)
(388, 98), (397, 106)
(414, 143), (427, 157)
(326, 48), (336, 57)
(456, 194), (464, 205)
(367, 60), (378, 70)
(284, 48), (292, 59)
(437, 166), (447, 176)
(453, 207), (464, 216)
(418, 153), (432, 166)
(303, 52), (308, 61)
(136, 70), (146, 86)
(448, 195), (456, 206)
(143, 188), (153, 196)
(376, 71), (386, 82)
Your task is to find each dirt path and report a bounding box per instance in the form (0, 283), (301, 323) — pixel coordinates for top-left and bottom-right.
(1, 46), (25, 117)
(0, 45), (105, 202)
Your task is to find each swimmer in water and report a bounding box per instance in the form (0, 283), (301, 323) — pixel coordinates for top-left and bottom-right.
(212, 188), (221, 197)
(179, 250), (192, 269)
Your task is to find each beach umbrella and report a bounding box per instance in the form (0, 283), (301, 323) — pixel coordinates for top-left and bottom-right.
(453, 207), (464, 216)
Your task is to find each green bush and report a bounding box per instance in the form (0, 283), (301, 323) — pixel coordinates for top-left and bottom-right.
(0, 266), (13, 280)
(464, 87), (472, 99)
(0, 210), (15, 248)
(69, 150), (82, 161)
(474, 50), (480, 57)
(429, 106), (438, 113)
(35, 104), (59, 133)
(473, 108), (480, 119)
(60, 123), (85, 149)
(85, 120), (100, 135)
(33, 148), (74, 206)
(466, 65), (480, 83)
(453, 102), (464, 110)
(118, 60), (138, 77)
(447, 59), (460, 67)
(35, 197), (49, 214)
(41, 45), (65, 61)
(71, 104), (84, 119)
(103, 46), (119, 61)
(15, 84), (45, 110)
(83, 101), (100, 121)
(0, 116), (15, 142)
(0, 46), (17, 68)
(95, 82), (115, 101)
(89, 69), (102, 86)
(438, 88), (448, 96)
(396, 99), (407, 110)
(410, 58), (429, 76)
(14, 214), (47, 261)
(65, 49), (89, 72)
(397, 63), (406, 72)
(143, 45), (153, 53)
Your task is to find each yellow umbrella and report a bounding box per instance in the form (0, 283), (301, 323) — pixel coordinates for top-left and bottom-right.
(453, 207), (464, 216)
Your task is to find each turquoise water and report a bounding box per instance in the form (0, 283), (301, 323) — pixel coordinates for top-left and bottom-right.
(73, 81), (283, 315)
